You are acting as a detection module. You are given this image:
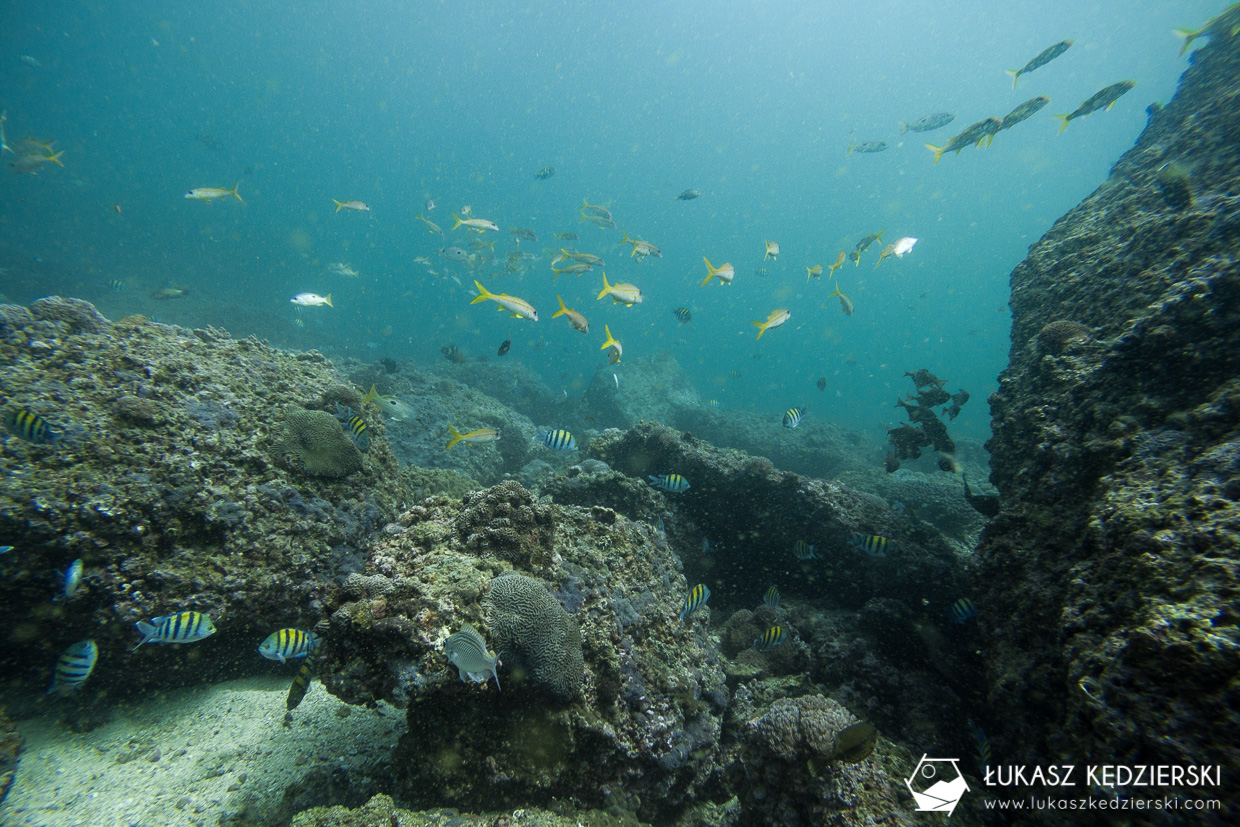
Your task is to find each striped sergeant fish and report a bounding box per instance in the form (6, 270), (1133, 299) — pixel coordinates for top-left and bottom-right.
(763, 586), (780, 610)
(793, 540), (817, 561)
(849, 532), (892, 557)
(783, 407), (806, 428)
(132, 611), (216, 650)
(258, 628), (321, 663)
(333, 402), (369, 451)
(55, 558), (83, 601)
(3, 407), (59, 444)
(951, 598), (978, 624)
(753, 625), (787, 652)
(672, 307), (692, 323)
(648, 473), (690, 493)
(536, 427), (577, 451)
(48, 639), (98, 695)
(680, 583), (710, 624)
(286, 647), (321, 712)
(443, 624), (501, 690)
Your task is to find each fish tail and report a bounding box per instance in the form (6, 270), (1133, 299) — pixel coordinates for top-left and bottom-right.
(752, 320), (767, 340)
(553, 293), (568, 318)
(1053, 114), (1071, 134)
(600, 324), (619, 351)
(333, 199), (344, 212)
(828, 285), (843, 298)
(702, 256), (717, 286)
(1173, 27), (1204, 57)
(876, 228), (887, 242)
(445, 424), (463, 451)
(984, 133), (996, 148)
(47, 150), (65, 168)
(230, 181), (242, 201)
(323, 293), (333, 307)
(596, 273), (611, 301)
(1006, 69), (1020, 90)
(451, 213), (464, 230)
(471, 280), (492, 304)
(925, 143), (946, 164)
(362, 384), (379, 404)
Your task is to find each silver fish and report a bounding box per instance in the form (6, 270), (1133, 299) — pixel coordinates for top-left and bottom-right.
(444, 624), (501, 689)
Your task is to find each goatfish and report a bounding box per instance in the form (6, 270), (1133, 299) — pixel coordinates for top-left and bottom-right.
(3, 407), (59, 444)
(701, 256), (735, 286)
(649, 473), (690, 492)
(48, 639), (98, 696)
(1054, 81), (1136, 133)
(333, 402), (370, 451)
(510, 228), (538, 242)
(764, 240), (780, 260)
(827, 283), (854, 316)
(806, 264), (823, 282)
(898, 112), (955, 135)
(452, 213), (499, 232)
(828, 251), (846, 278)
(259, 628), (320, 663)
(600, 324), (623, 362)
(291, 292), (332, 307)
(444, 624), (501, 690)
(552, 294), (589, 333)
(926, 118), (1002, 163)
(753, 625), (787, 652)
(185, 183), (241, 202)
(446, 425), (499, 450)
(133, 611), (216, 649)
(362, 385), (414, 420)
(875, 237), (918, 267)
(680, 583), (710, 624)
(752, 308), (790, 340)
(621, 232), (662, 259)
(332, 199), (370, 213)
(1007, 40), (1073, 89)
(416, 212), (444, 235)
(597, 273), (643, 306)
(471, 280), (538, 321)
(995, 96), (1051, 137)
(536, 428), (577, 451)
(579, 212), (618, 229)
(849, 532), (892, 557)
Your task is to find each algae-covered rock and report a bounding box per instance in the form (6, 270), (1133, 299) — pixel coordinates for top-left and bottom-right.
(485, 571), (584, 701)
(0, 708), (19, 808)
(403, 465), (482, 499)
(454, 480), (556, 565)
(272, 406), (364, 478)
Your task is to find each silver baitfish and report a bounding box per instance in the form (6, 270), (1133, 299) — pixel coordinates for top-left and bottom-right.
(444, 624), (501, 690)
(763, 586), (780, 610)
(680, 583), (710, 624)
(133, 611), (216, 650)
(536, 427), (577, 451)
(48, 639), (98, 695)
(753, 625), (787, 652)
(258, 628), (320, 663)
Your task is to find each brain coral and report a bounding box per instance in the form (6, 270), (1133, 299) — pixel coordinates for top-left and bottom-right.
(270, 406), (363, 478)
(484, 572), (584, 701)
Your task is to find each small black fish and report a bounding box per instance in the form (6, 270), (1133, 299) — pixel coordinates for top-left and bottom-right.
(535, 166), (556, 180)
(497, 339), (511, 356)
(816, 377), (827, 392)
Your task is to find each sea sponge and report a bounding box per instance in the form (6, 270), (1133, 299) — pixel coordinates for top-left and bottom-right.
(270, 406), (363, 478)
(484, 572), (584, 701)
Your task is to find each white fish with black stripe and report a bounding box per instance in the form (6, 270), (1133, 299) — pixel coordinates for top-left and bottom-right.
(443, 624), (501, 690)
(133, 611), (216, 650)
(48, 639), (98, 695)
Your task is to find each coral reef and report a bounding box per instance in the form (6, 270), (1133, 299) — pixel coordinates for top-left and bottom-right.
(0, 301), (409, 699)
(454, 481), (556, 566)
(976, 28), (1240, 818)
(0, 708), (18, 807)
(485, 572), (584, 701)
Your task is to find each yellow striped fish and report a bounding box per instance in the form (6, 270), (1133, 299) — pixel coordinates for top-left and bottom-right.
(849, 532), (892, 557)
(536, 428), (577, 451)
(333, 402), (370, 451)
(258, 628), (320, 663)
(680, 583), (710, 624)
(3, 407), (59, 444)
(286, 647), (321, 712)
(753, 625), (787, 652)
(132, 611), (216, 649)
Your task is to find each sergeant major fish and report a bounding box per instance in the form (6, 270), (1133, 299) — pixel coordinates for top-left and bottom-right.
(333, 402), (370, 451)
(259, 628), (320, 663)
(783, 407), (806, 428)
(649, 473), (690, 493)
(763, 586), (780, 611)
(48, 639), (97, 696)
(680, 583), (710, 624)
(3, 407), (59, 444)
(792, 540), (817, 560)
(133, 611), (216, 649)
(849, 532), (892, 557)
(536, 427), (577, 451)
(753, 625), (787, 651)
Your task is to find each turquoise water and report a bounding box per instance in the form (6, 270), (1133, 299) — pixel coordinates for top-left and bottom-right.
(0, 0), (1212, 443)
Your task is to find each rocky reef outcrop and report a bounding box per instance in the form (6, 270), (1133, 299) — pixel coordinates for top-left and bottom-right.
(976, 26), (1240, 820)
(0, 300), (411, 698)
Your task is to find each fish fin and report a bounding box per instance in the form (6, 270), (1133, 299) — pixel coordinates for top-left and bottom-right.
(1173, 26), (1204, 56)
(1006, 68), (1020, 89)
(553, 294), (568, 318)
(362, 385), (379, 405)
(446, 424), (463, 450)
(230, 182), (242, 201)
(451, 213), (464, 230)
(753, 320), (766, 340)
(984, 133), (996, 148)
(596, 273), (611, 301)
(925, 143), (946, 164)
(324, 293), (333, 307)
(471, 280), (492, 304)
(333, 199), (344, 213)
(1053, 114), (1071, 134)
(701, 272), (715, 287)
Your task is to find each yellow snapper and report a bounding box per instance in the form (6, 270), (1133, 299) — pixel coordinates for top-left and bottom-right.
(446, 425), (499, 450)
(701, 256), (734, 287)
(291, 292), (333, 307)
(471, 280), (538, 321)
(552, 294), (590, 333)
(827, 283), (854, 316)
(764, 240), (780, 260)
(752, 308), (790, 340)
(806, 264), (823, 282)
(185, 182), (241, 202)
(332, 199), (370, 213)
(452, 213), (499, 232)
(597, 273), (643, 306)
(362, 384), (414, 420)
(416, 212), (444, 235)
(600, 324), (623, 362)
(620, 232), (662, 259)
(875, 237), (918, 267)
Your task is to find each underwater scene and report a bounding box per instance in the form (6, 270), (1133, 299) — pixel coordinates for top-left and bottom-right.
(2, 1), (1239, 825)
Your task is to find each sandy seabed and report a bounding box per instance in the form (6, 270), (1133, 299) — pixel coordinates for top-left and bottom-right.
(2, 676), (404, 827)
